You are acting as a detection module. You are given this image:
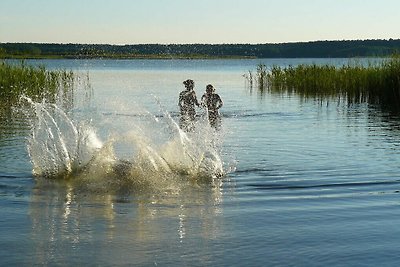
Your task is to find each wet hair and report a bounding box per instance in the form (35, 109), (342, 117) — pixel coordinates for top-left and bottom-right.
(183, 79), (194, 87)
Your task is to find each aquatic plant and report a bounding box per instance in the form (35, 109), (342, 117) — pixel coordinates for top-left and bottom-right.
(255, 56), (400, 111)
(256, 64), (268, 92)
(243, 70), (253, 89)
(0, 60), (74, 110)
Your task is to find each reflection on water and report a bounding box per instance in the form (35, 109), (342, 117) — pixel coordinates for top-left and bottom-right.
(29, 178), (224, 265)
(0, 110), (31, 175)
(21, 80), (229, 265)
(2, 59), (400, 266)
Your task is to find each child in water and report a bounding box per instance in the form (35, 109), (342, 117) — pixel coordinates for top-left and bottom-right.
(178, 79), (200, 131)
(201, 84), (223, 129)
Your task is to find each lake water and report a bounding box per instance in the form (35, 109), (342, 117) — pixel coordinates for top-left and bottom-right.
(1, 58), (400, 266)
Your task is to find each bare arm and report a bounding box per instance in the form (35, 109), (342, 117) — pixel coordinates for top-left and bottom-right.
(216, 95), (223, 109)
(193, 91), (200, 106)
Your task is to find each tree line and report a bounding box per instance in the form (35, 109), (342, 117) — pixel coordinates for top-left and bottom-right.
(1, 39), (400, 59)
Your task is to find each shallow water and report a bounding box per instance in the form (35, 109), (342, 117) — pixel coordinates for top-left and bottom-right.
(1, 58), (400, 266)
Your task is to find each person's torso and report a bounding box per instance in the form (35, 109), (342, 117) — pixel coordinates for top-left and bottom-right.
(180, 91), (197, 112)
(203, 93), (220, 111)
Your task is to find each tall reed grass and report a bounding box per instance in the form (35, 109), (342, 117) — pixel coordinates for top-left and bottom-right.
(0, 60), (74, 112)
(254, 56), (400, 110)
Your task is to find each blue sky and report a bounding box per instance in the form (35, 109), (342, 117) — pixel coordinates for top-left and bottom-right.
(1, 0), (399, 44)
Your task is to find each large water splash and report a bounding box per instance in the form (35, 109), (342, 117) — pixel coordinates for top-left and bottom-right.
(22, 96), (226, 191)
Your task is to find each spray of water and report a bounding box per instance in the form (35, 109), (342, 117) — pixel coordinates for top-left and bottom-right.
(21, 95), (226, 192)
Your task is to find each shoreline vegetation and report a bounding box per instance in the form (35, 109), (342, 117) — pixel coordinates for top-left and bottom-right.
(1, 40), (400, 117)
(248, 55), (400, 112)
(1, 39), (400, 59)
(0, 61), (75, 115)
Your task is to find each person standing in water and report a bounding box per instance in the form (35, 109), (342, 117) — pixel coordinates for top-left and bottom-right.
(201, 84), (223, 129)
(178, 79), (200, 131)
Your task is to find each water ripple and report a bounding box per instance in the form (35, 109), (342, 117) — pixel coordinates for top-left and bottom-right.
(246, 179), (400, 191)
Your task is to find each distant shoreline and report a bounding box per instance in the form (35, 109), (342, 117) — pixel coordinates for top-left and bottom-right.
(1, 39), (400, 59)
(0, 54), (256, 60)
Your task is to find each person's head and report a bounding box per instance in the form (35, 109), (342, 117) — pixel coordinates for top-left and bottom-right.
(206, 84), (215, 94)
(183, 79), (194, 90)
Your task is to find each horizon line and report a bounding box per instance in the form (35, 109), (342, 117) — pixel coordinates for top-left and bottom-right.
(1, 38), (399, 46)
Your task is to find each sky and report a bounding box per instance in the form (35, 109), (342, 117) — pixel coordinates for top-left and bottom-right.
(1, 0), (400, 44)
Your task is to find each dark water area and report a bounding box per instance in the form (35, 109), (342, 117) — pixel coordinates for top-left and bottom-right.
(1, 58), (400, 266)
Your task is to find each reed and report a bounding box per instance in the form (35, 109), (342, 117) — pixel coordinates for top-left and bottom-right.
(0, 60), (74, 109)
(256, 56), (400, 110)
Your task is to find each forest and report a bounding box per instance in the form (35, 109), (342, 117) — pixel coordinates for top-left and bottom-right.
(1, 39), (400, 59)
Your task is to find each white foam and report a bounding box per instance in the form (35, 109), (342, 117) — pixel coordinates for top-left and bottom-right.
(23, 96), (227, 190)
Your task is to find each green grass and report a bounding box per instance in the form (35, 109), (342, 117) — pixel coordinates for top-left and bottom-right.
(254, 56), (400, 110)
(0, 60), (74, 106)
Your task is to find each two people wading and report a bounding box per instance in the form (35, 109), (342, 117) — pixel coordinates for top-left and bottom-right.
(178, 79), (223, 131)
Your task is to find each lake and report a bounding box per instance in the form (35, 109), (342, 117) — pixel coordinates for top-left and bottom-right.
(1, 58), (400, 266)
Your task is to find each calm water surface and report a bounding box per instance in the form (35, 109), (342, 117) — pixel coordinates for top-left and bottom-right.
(1, 58), (400, 266)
